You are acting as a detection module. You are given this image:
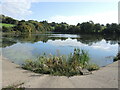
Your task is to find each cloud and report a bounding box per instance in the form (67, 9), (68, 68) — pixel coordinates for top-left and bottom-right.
(0, 0), (118, 22)
(1, 0), (44, 19)
(2, 0), (118, 2)
(90, 40), (118, 51)
(118, 1), (120, 24)
(48, 10), (118, 25)
(1, 2), (32, 18)
(1, 0), (38, 3)
(1, 0), (34, 19)
(47, 38), (118, 51)
(47, 38), (87, 47)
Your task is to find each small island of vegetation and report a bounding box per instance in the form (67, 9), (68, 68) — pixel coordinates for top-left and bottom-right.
(22, 48), (99, 77)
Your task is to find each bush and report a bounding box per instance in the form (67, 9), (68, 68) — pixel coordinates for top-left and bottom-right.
(86, 64), (99, 71)
(2, 26), (13, 32)
(22, 48), (99, 77)
(113, 53), (120, 62)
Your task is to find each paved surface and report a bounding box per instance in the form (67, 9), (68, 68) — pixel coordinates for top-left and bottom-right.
(2, 56), (119, 88)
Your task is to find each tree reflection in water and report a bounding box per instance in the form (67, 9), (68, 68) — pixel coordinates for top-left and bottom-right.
(2, 33), (120, 48)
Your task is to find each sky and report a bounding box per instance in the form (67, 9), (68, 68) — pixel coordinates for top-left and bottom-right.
(0, 0), (119, 25)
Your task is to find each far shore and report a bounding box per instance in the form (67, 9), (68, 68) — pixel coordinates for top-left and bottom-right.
(2, 56), (119, 88)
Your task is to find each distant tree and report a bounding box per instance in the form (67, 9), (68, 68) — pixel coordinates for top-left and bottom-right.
(1, 15), (18, 25)
(94, 23), (102, 33)
(103, 23), (120, 34)
(80, 21), (94, 33)
(2, 26), (13, 32)
(1, 14), (120, 34)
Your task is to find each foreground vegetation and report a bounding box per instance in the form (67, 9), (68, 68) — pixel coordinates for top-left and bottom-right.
(2, 83), (25, 90)
(1, 14), (120, 34)
(114, 53), (120, 62)
(22, 49), (99, 77)
(2, 87), (24, 90)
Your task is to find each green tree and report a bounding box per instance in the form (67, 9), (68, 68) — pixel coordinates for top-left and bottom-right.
(80, 21), (94, 33)
(94, 23), (102, 33)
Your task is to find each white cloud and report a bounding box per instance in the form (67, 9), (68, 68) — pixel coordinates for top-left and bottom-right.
(1, 0), (38, 3)
(0, 0), (44, 19)
(90, 39), (118, 51)
(1, 0), (34, 19)
(0, 0), (118, 23)
(48, 10), (118, 25)
(47, 38), (118, 51)
(47, 38), (87, 47)
(1, 2), (32, 18)
(1, 0), (119, 2)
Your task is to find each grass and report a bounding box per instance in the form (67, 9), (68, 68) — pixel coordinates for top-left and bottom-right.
(0, 23), (15, 27)
(2, 82), (25, 90)
(2, 86), (25, 90)
(22, 48), (99, 77)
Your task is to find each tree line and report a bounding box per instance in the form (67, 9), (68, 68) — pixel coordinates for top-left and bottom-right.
(1, 14), (120, 34)
(1, 15), (52, 33)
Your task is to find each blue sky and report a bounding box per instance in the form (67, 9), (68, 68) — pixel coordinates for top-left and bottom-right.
(28, 2), (116, 19)
(1, 0), (119, 25)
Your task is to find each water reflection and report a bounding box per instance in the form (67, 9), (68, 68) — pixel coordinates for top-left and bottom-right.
(2, 34), (120, 48)
(1, 33), (119, 66)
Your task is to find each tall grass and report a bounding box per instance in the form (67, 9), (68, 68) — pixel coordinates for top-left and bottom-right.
(22, 48), (99, 76)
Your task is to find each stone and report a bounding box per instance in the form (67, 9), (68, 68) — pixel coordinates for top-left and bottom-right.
(80, 69), (91, 75)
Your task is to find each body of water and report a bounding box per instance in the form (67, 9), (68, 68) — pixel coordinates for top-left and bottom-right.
(1, 33), (119, 67)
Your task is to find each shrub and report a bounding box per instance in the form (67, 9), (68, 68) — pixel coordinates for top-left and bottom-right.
(113, 53), (120, 62)
(86, 64), (99, 71)
(22, 48), (99, 76)
(2, 26), (13, 32)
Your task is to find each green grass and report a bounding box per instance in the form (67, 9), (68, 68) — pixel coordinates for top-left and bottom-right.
(2, 82), (25, 90)
(22, 48), (99, 77)
(0, 23), (15, 27)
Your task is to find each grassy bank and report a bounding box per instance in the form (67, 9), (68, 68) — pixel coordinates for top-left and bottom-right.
(22, 49), (99, 77)
(0, 23), (15, 27)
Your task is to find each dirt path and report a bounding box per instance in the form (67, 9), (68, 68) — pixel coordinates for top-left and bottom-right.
(2, 56), (119, 88)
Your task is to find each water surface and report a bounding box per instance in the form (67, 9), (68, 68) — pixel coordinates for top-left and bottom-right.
(1, 33), (119, 67)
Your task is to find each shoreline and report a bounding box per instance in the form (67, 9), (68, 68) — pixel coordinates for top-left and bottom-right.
(2, 56), (119, 88)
